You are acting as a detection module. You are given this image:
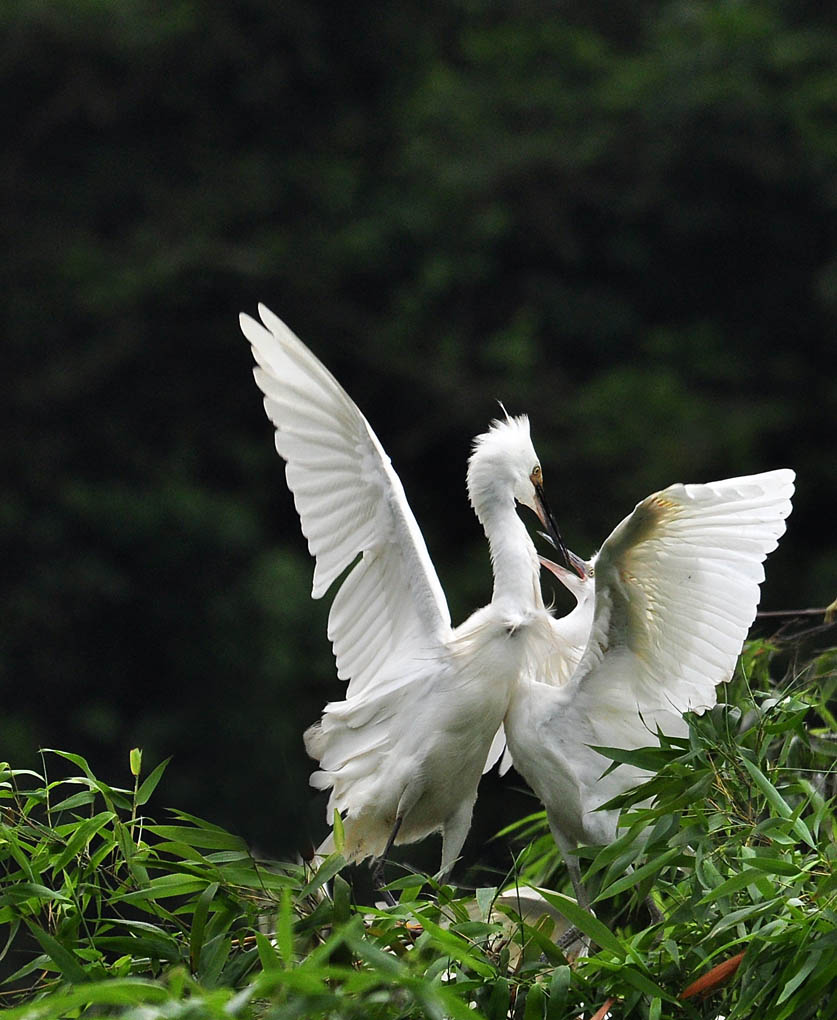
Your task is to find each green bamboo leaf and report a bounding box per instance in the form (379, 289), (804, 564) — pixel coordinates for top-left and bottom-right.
(598, 847), (646, 894)
(709, 897), (783, 935)
(0, 918), (20, 966)
(509, 919), (567, 965)
(135, 756), (172, 806)
(486, 978), (511, 1020)
(495, 810), (548, 839)
(25, 922), (89, 984)
(213, 865), (294, 891)
(0, 825), (35, 881)
(535, 889), (625, 958)
(196, 932), (231, 987)
(697, 867), (775, 904)
(523, 981), (546, 1020)
(255, 931), (281, 973)
(300, 852), (346, 897)
(746, 856), (805, 877)
(42, 749), (96, 781)
(753, 817), (797, 845)
(332, 808), (345, 853)
(114, 818), (149, 887)
(590, 744), (674, 772)
(476, 886), (498, 921)
(585, 822), (644, 879)
(332, 872), (351, 925)
(547, 965), (571, 1019)
(777, 956), (837, 1015)
(406, 985), (447, 1020)
(345, 929), (404, 977)
(116, 874), (207, 903)
(0, 883), (72, 908)
(129, 748), (143, 777)
(276, 887), (294, 965)
(741, 759), (815, 849)
(620, 966), (676, 1002)
(50, 811), (115, 875)
(433, 986), (486, 1020)
(596, 847), (680, 901)
(49, 790), (97, 812)
(93, 935), (182, 964)
(190, 881), (219, 973)
(144, 824), (247, 851)
(777, 950), (821, 1005)
(416, 915), (495, 976)
(0, 978), (168, 1016)
(151, 840), (205, 863)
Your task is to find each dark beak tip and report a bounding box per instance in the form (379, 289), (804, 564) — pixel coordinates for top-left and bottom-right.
(534, 488), (576, 576)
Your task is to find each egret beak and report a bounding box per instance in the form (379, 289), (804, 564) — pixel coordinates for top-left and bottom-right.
(533, 483), (585, 580)
(539, 551), (589, 581)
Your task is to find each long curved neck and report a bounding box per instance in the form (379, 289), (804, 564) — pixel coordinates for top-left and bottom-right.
(479, 498), (542, 610)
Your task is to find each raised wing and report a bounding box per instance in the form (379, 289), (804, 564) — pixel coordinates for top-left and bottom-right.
(241, 305), (451, 697)
(569, 470), (795, 737)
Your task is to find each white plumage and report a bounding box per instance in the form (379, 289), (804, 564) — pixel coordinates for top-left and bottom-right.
(503, 470), (795, 907)
(241, 305), (562, 879)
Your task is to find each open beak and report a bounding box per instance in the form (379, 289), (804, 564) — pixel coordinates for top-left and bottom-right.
(539, 551), (589, 582)
(533, 483), (585, 579)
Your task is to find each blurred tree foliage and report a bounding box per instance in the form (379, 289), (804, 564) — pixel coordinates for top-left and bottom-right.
(2, 0), (835, 859)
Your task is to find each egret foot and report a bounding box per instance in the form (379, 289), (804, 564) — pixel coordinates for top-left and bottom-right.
(557, 924), (583, 950)
(557, 924), (590, 960)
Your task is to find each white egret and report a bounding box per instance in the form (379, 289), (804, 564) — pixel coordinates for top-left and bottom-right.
(240, 304), (573, 887)
(502, 471), (795, 910)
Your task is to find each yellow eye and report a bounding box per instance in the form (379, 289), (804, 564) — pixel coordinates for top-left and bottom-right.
(530, 465), (542, 484)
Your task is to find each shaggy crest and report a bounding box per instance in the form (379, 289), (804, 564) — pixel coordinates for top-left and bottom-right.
(467, 414), (539, 516)
(470, 412), (531, 458)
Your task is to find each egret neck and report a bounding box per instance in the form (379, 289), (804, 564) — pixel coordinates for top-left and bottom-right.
(476, 493), (544, 616)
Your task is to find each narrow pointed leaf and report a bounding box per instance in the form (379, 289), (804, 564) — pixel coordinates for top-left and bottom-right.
(135, 756), (172, 806)
(536, 888), (626, 958)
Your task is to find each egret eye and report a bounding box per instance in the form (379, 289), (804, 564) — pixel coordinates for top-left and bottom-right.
(530, 465), (542, 484)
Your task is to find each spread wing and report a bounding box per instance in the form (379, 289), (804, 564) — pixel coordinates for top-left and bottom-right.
(241, 304), (451, 697)
(568, 470), (795, 744)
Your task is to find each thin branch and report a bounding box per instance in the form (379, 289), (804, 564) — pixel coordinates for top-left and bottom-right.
(756, 608), (829, 618)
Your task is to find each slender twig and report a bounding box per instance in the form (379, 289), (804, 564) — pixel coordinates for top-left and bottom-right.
(756, 607), (829, 618)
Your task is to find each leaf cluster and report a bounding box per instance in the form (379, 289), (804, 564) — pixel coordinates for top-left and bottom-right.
(0, 636), (835, 1018)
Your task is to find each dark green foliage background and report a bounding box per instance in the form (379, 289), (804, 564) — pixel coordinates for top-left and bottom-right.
(2, 0), (835, 860)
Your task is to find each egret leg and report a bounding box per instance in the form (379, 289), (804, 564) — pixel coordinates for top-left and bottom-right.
(548, 823), (589, 910)
(622, 863), (664, 925)
(371, 815), (403, 906)
(548, 823), (591, 954)
(645, 894), (664, 925)
(439, 799), (475, 885)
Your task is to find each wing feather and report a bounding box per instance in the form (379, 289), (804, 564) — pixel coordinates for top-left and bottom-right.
(242, 305), (451, 697)
(570, 470), (794, 737)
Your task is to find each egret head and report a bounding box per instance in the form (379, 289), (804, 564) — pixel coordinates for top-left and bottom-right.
(539, 553), (592, 605)
(468, 414), (582, 576)
(467, 413), (540, 512)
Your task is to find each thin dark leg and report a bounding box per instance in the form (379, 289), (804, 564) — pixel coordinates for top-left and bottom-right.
(645, 894), (664, 925)
(548, 823), (590, 954)
(371, 815), (403, 906)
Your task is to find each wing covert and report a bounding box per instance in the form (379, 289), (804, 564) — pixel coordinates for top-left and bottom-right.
(570, 470), (795, 726)
(241, 305), (451, 696)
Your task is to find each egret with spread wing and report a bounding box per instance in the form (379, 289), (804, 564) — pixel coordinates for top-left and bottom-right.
(241, 305), (572, 886)
(503, 471), (795, 909)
